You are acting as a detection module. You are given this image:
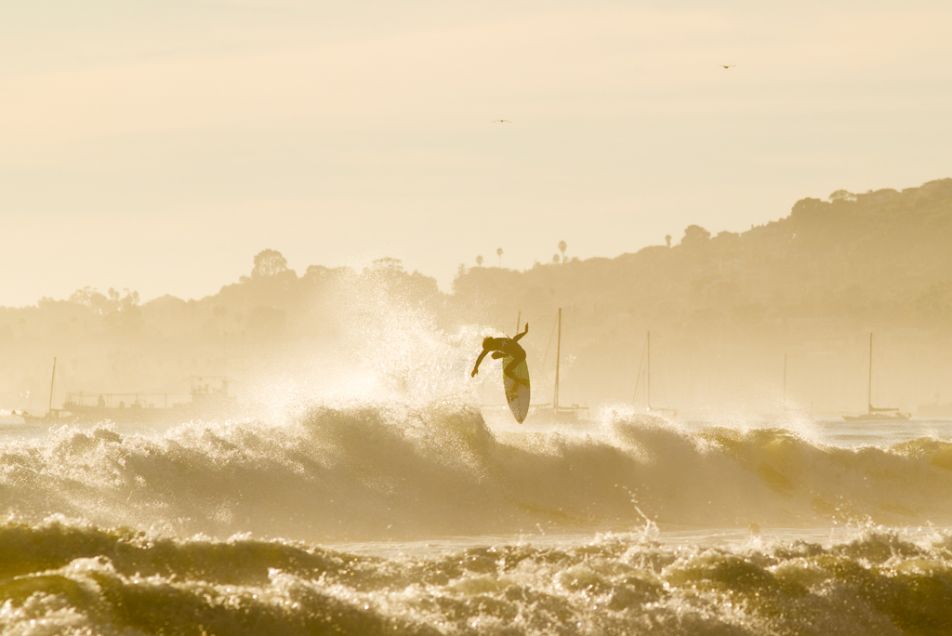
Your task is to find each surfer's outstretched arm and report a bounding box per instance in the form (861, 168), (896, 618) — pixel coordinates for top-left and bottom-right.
(471, 349), (489, 377)
(513, 322), (529, 342)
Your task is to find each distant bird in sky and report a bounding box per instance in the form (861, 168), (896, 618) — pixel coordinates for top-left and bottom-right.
(491, 119), (512, 124)
(721, 64), (735, 70)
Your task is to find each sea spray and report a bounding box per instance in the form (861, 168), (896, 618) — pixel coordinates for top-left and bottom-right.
(0, 407), (951, 542)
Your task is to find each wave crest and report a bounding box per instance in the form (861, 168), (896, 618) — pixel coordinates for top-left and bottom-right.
(0, 407), (951, 541)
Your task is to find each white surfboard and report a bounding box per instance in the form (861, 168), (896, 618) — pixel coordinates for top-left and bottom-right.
(502, 356), (531, 423)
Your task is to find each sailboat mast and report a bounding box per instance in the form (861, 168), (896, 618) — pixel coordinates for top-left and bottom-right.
(646, 331), (652, 409)
(782, 353), (788, 410)
(47, 357), (57, 416)
(553, 308), (562, 410)
(867, 332), (873, 412)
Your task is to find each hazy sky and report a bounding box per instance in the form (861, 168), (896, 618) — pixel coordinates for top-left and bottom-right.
(2, 1), (952, 305)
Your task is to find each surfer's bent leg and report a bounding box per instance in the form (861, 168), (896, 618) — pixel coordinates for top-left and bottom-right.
(504, 350), (527, 386)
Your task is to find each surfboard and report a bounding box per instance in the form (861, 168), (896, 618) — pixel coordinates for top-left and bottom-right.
(502, 356), (531, 423)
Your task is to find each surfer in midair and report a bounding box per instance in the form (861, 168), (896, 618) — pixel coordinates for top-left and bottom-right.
(471, 323), (529, 384)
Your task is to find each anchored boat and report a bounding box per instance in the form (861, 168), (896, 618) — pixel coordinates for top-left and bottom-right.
(843, 333), (910, 422)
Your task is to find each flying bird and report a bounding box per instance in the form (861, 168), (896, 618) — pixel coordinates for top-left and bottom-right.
(721, 64), (735, 70)
(491, 119), (512, 124)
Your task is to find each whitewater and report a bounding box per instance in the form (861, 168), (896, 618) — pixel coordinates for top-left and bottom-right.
(0, 300), (949, 634)
(0, 403), (950, 634)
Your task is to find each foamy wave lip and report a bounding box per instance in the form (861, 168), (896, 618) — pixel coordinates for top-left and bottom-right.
(0, 404), (951, 544)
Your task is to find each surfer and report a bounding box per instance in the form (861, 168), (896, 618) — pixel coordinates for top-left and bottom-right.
(471, 323), (529, 384)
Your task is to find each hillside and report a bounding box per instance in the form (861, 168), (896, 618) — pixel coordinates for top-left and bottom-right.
(455, 178), (952, 332)
(4, 179), (952, 414)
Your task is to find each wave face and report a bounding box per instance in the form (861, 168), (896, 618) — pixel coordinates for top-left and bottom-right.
(1, 405), (952, 541)
(1, 522), (951, 635)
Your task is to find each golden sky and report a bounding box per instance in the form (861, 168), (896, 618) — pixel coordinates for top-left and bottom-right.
(2, 1), (951, 305)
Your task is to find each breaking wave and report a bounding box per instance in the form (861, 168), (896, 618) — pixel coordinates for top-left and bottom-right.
(1, 521), (951, 635)
(1, 405), (951, 541)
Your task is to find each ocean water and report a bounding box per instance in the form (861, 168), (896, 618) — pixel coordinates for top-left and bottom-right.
(0, 404), (950, 634)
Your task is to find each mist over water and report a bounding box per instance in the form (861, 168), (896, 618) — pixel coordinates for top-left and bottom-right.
(4, 205), (952, 632)
(0, 296), (951, 634)
(4, 0), (952, 625)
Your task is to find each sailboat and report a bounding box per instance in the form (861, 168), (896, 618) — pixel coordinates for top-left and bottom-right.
(843, 333), (910, 422)
(20, 360), (236, 425)
(531, 307), (588, 423)
(776, 352), (812, 418)
(21, 357), (70, 424)
(633, 331), (677, 419)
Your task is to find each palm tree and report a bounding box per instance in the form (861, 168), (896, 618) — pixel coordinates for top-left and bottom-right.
(665, 234), (672, 248)
(496, 247), (504, 267)
(558, 240), (567, 263)
(475, 254), (484, 267)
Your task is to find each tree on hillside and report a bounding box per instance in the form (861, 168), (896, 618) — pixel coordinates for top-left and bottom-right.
(371, 257), (404, 272)
(496, 247), (504, 267)
(476, 254), (484, 267)
(681, 225), (711, 247)
(558, 240), (567, 263)
(69, 287), (139, 315)
(665, 234), (672, 248)
(829, 189), (857, 203)
(252, 249), (290, 278)
(107, 288), (140, 311)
